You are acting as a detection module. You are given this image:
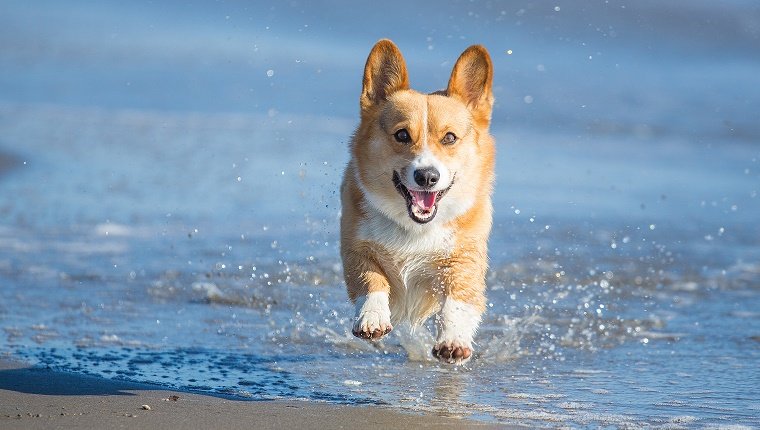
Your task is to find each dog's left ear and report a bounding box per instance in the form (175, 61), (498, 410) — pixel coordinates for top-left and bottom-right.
(447, 45), (494, 126)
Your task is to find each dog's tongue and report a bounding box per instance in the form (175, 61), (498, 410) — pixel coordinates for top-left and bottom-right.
(410, 190), (437, 212)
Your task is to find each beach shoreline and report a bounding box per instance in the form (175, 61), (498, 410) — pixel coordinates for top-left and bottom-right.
(0, 357), (509, 430)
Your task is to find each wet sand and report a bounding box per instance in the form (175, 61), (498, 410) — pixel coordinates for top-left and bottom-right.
(0, 358), (509, 430)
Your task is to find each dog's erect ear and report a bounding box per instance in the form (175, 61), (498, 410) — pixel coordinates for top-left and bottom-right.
(447, 45), (494, 126)
(360, 39), (409, 112)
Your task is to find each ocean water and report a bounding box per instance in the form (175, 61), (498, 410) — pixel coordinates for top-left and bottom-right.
(1, 0), (760, 427)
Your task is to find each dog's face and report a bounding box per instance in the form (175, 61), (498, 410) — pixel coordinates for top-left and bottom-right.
(352, 41), (494, 228)
(357, 91), (482, 225)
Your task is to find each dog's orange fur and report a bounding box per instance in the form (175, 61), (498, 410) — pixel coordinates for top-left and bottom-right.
(341, 40), (495, 363)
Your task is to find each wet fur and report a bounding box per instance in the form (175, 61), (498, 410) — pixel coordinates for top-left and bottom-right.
(341, 40), (495, 364)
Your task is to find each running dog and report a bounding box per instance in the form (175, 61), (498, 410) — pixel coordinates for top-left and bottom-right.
(341, 39), (495, 364)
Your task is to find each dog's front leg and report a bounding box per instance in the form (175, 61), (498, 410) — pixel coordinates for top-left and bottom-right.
(431, 254), (487, 364)
(432, 296), (483, 363)
(343, 249), (393, 341)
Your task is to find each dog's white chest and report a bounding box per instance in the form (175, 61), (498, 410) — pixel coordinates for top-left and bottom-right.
(357, 210), (454, 257)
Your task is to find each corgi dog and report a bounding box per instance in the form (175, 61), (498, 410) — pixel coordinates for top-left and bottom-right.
(340, 39), (495, 364)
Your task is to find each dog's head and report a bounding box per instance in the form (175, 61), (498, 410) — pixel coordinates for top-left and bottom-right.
(352, 40), (494, 228)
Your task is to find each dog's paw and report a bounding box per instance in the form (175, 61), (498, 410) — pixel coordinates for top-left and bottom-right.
(432, 340), (473, 364)
(432, 298), (480, 364)
(352, 292), (392, 341)
(352, 319), (392, 340)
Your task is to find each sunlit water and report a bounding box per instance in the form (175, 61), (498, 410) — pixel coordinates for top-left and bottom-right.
(2, 1), (760, 428)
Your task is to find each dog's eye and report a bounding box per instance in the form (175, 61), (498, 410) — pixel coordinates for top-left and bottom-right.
(394, 129), (411, 144)
(441, 132), (457, 145)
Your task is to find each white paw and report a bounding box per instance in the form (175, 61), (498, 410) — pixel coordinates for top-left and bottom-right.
(352, 292), (392, 340)
(433, 298), (481, 364)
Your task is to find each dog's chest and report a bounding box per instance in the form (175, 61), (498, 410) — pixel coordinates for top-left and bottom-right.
(357, 211), (454, 257)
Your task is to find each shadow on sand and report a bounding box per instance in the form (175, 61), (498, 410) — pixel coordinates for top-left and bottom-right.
(0, 362), (141, 396)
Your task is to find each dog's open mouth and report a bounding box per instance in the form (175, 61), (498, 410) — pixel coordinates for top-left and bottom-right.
(392, 171), (453, 224)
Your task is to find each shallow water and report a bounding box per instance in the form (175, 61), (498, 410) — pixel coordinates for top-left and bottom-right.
(2, 1), (760, 428)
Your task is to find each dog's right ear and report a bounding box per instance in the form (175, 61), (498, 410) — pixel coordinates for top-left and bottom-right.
(360, 39), (409, 112)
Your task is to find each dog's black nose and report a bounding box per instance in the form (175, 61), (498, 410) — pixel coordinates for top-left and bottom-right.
(413, 167), (440, 188)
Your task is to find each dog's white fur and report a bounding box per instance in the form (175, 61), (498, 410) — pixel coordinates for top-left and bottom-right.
(436, 298), (482, 348)
(353, 291), (392, 335)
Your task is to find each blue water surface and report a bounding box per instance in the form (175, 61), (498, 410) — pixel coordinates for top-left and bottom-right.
(1, 1), (759, 427)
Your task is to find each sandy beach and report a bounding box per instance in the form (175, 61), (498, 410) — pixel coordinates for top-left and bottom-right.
(0, 358), (507, 430)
